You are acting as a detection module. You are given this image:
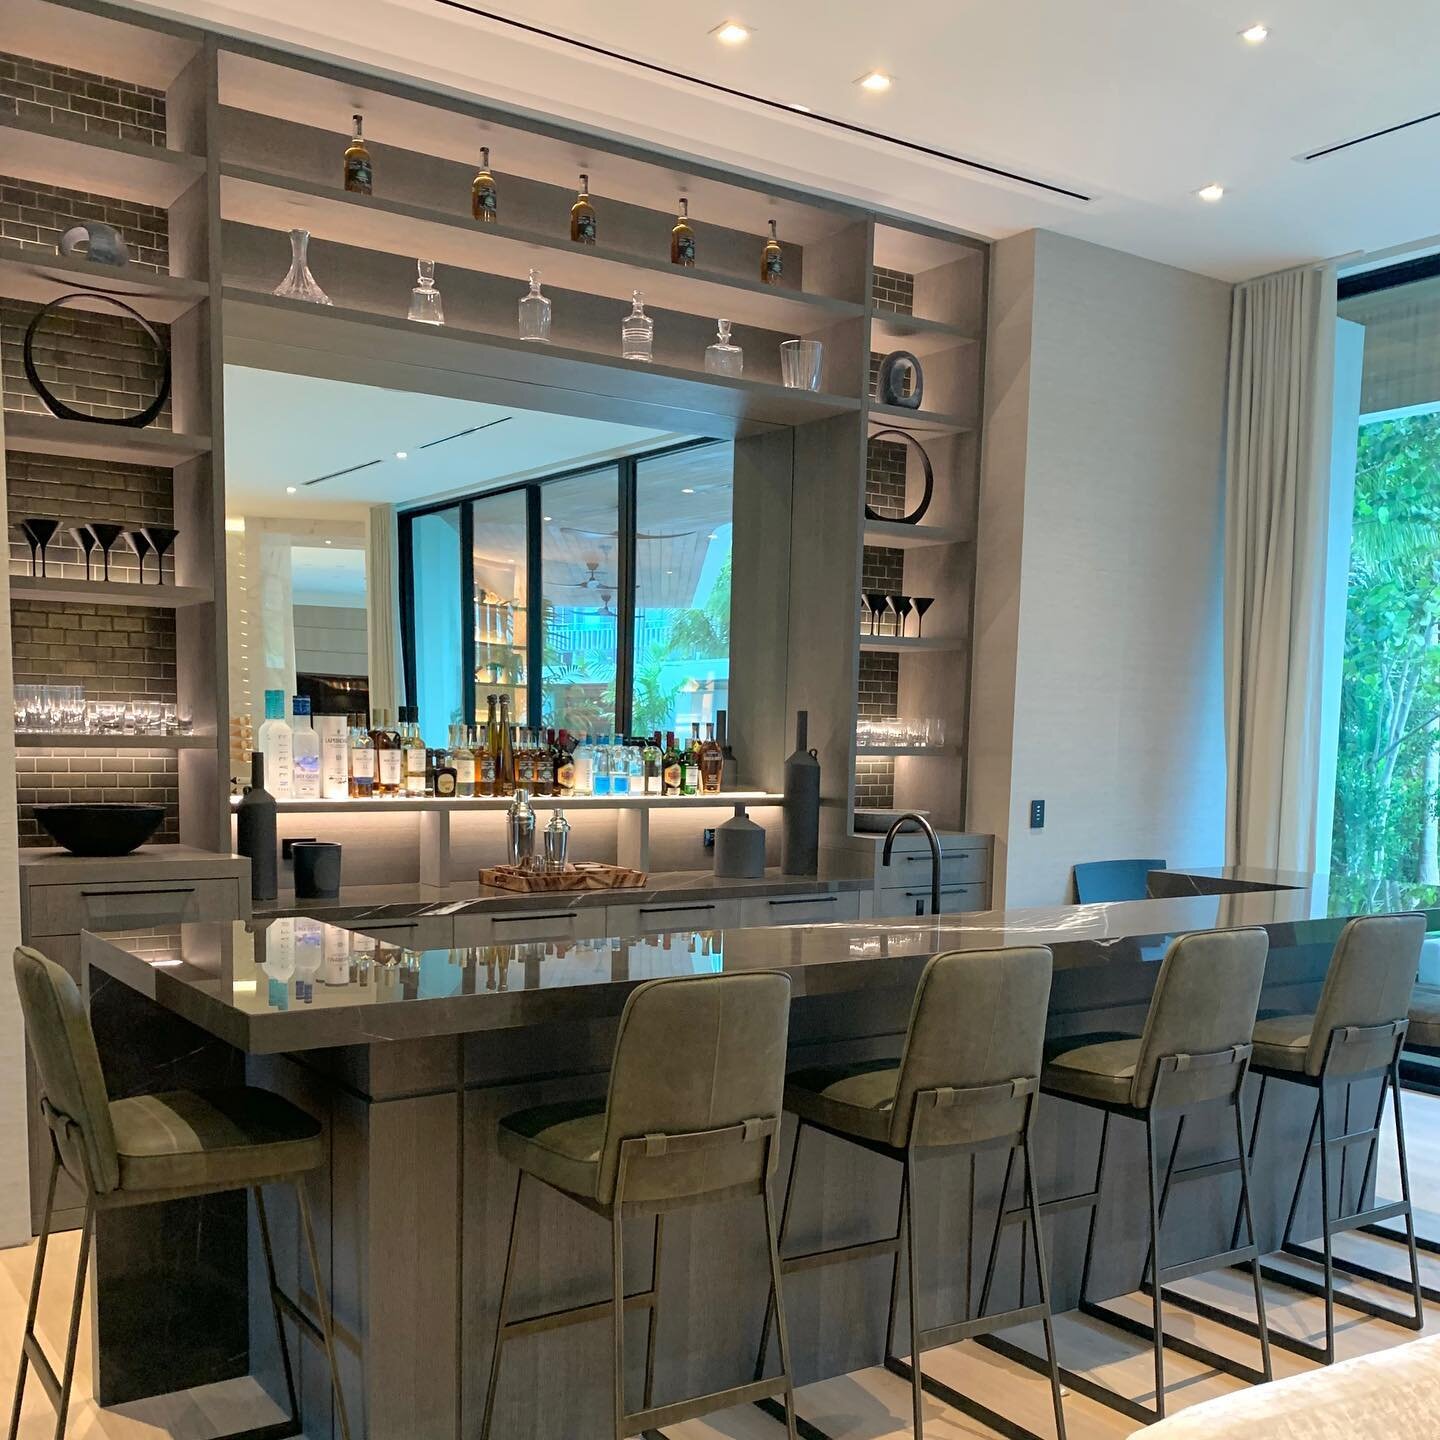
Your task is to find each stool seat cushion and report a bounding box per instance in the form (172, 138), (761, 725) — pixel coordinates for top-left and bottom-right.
(497, 1097), (606, 1200)
(1250, 1013), (1315, 1074)
(1041, 1032), (1141, 1107)
(110, 1088), (323, 1194)
(784, 1059), (899, 1146)
(1408, 986), (1440, 1051)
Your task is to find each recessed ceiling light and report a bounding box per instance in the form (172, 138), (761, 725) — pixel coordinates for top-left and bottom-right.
(711, 21), (751, 45)
(681, 487), (695, 494)
(395, 450), (408, 460)
(286, 485), (297, 493)
(708, 532), (719, 540)
(1240, 22), (1269, 43)
(789, 102), (812, 113)
(544, 514), (552, 522)
(1196, 182), (1226, 202)
(858, 70), (893, 93)
(325, 539), (333, 545)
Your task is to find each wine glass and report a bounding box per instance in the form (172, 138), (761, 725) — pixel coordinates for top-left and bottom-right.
(863, 591), (888, 636)
(886, 593), (904, 638)
(142, 525), (179, 585)
(88, 523), (125, 581)
(127, 529), (154, 583)
(17, 518), (59, 577)
(70, 525), (98, 581)
(896, 595), (914, 637)
(913, 596), (935, 637)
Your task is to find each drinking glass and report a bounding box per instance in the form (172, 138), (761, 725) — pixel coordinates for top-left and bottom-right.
(127, 529), (154, 583)
(779, 339), (823, 390)
(70, 526), (98, 581)
(88, 524), (125, 582)
(864, 592), (888, 636)
(886, 594), (903, 637)
(913, 596), (935, 637)
(896, 595), (914, 637)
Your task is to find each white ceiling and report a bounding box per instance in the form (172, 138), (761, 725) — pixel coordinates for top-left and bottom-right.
(223, 365), (673, 515)
(138, 0), (1440, 280)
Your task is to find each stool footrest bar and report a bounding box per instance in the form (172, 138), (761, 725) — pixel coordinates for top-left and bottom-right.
(273, 1287), (325, 1345)
(1000, 1187), (1099, 1228)
(1157, 1244), (1257, 1285)
(780, 1234), (900, 1274)
(502, 1287), (656, 1339)
(918, 1302), (1049, 1351)
(628, 1375), (786, 1431)
(1326, 1199), (1408, 1233)
(975, 1333), (1157, 1428)
(884, 1356), (1059, 1440)
(1171, 1156), (1242, 1184)
(1082, 1296), (1270, 1388)
(21, 1333), (61, 1409)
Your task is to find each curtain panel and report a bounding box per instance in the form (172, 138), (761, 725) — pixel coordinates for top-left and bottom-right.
(366, 504), (403, 721)
(1224, 265), (1338, 870)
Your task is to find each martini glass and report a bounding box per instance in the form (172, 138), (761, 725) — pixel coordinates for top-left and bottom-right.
(88, 523), (125, 582)
(127, 529), (154, 584)
(896, 595), (914, 638)
(17, 518), (59, 577)
(863, 591), (888, 637)
(913, 596), (935, 637)
(70, 526), (98, 581)
(886, 593), (904, 638)
(142, 525), (179, 585)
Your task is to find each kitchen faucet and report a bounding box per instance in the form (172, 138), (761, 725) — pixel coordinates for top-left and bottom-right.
(881, 812), (943, 916)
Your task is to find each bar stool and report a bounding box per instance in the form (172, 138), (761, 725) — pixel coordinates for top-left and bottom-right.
(1209, 912), (1426, 1365)
(7, 945), (351, 1440)
(984, 926), (1272, 1426)
(480, 971), (797, 1440)
(764, 946), (1066, 1440)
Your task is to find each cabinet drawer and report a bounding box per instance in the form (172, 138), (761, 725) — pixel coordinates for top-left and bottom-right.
(738, 892), (861, 927)
(880, 848), (990, 888)
(342, 916), (454, 950)
(877, 882), (989, 918)
(606, 899), (740, 938)
(29, 877), (243, 938)
(485, 908), (610, 944)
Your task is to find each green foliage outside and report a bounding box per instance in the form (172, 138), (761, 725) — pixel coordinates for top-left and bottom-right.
(1332, 413), (1440, 895)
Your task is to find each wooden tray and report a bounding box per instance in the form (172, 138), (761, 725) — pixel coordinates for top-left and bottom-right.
(478, 862), (648, 893)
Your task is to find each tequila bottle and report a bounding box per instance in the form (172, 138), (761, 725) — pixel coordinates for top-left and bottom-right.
(621, 291), (653, 362)
(570, 172), (597, 245)
(704, 319), (743, 376)
(344, 113), (372, 195)
(517, 268), (552, 342)
(408, 259), (445, 325)
(761, 219), (783, 284)
(470, 145), (497, 223)
(671, 198), (696, 267)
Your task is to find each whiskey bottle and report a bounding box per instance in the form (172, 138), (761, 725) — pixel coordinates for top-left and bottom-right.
(761, 219), (783, 285)
(553, 730), (576, 796)
(514, 728), (535, 792)
(402, 706), (428, 797)
(479, 697), (499, 796)
(470, 145), (497, 223)
(570, 172), (597, 245)
(344, 113), (373, 196)
(372, 708), (402, 797)
(662, 730), (682, 796)
(671, 198), (696, 267)
(535, 729), (555, 796)
(348, 711), (375, 798)
(496, 695), (516, 795)
(434, 731), (458, 796)
(700, 721), (723, 793)
(643, 733), (663, 795)
(684, 721), (703, 795)
(454, 724), (477, 797)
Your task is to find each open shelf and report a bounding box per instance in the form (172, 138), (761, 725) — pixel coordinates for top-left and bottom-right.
(854, 745), (953, 759)
(238, 790), (786, 815)
(1, 412), (213, 468)
(16, 732), (216, 750)
(219, 166), (861, 336)
(221, 288), (861, 436)
(870, 311), (981, 357)
(859, 634), (965, 653)
(867, 402), (974, 435)
(0, 111), (205, 208)
(5, 0), (202, 91)
(8, 576), (213, 608)
(0, 243), (209, 322)
(863, 517), (969, 549)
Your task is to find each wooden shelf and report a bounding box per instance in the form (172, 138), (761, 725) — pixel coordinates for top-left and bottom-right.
(9, 576), (213, 608)
(854, 745), (953, 758)
(863, 518), (969, 549)
(16, 732), (216, 750)
(237, 791), (786, 815)
(219, 166), (863, 335)
(222, 288), (861, 437)
(2, 413), (213, 468)
(0, 111), (205, 208)
(867, 402), (974, 435)
(858, 634), (965, 653)
(870, 311), (981, 357)
(0, 243), (209, 322)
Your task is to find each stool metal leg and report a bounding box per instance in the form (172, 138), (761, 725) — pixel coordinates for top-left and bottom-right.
(1317, 1083), (1337, 1364)
(884, 1164), (908, 1366)
(480, 1172), (524, 1440)
(755, 1120), (804, 1382)
(761, 1164), (801, 1440)
(53, 1203), (93, 1440)
(1143, 1115), (1167, 1419)
(611, 1205), (627, 1440)
(902, 1150), (925, 1440)
(253, 1186), (301, 1427)
(643, 1215), (664, 1411)
(296, 1178), (353, 1440)
(1022, 1132), (1068, 1440)
(7, 1155), (58, 1440)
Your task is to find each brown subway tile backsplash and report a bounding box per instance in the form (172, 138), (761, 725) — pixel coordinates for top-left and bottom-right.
(871, 266), (915, 315)
(17, 749), (178, 846)
(866, 436), (909, 517)
(855, 756), (896, 810)
(0, 51), (166, 148)
(0, 174), (169, 274)
(862, 545), (904, 594)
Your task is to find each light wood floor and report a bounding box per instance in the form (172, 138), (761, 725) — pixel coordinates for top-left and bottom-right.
(5, 1092), (1440, 1440)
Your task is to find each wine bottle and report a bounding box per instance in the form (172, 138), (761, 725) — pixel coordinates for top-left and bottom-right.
(700, 721), (723, 793)
(662, 730), (682, 796)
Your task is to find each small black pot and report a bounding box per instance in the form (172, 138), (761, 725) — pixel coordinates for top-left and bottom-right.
(292, 841), (342, 900)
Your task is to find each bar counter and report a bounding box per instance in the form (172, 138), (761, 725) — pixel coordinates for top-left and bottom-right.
(79, 869), (1440, 1440)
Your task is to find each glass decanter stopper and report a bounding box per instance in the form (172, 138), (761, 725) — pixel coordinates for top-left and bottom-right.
(408, 259), (445, 325)
(704, 318), (743, 376)
(621, 290), (653, 363)
(517, 268), (552, 343)
(273, 228), (332, 306)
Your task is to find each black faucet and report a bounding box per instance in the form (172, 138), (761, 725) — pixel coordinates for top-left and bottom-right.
(881, 812), (943, 916)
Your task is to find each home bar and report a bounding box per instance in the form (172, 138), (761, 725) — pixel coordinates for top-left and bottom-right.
(5, 2), (1440, 1440)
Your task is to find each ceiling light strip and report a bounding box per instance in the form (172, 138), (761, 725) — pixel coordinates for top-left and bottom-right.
(303, 458), (384, 486)
(429, 0), (1093, 203)
(417, 416), (513, 449)
(1302, 108), (1440, 162)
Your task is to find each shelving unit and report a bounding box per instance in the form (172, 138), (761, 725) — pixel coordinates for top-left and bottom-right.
(0, 244), (210, 322)
(2, 414), (212, 468)
(862, 517), (971, 549)
(8, 577), (213, 607)
(859, 634), (966, 653)
(15, 732), (216, 750)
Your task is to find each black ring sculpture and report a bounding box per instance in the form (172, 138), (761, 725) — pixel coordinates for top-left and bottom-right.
(23, 291), (171, 429)
(864, 428), (935, 525)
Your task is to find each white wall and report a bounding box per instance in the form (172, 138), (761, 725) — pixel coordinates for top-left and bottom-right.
(971, 230), (1232, 907)
(294, 604), (367, 677)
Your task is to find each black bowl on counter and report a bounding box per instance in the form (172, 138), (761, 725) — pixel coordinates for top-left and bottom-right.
(32, 803), (165, 857)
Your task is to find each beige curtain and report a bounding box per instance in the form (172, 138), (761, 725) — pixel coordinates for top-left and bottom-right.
(366, 505), (403, 720)
(1224, 265), (1338, 870)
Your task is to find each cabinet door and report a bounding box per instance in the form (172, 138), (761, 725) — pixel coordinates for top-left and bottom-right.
(486, 908), (610, 944)
(606, 899), (741, 938)
(876, 883), (988, 918)
(738, 893), (861, 927)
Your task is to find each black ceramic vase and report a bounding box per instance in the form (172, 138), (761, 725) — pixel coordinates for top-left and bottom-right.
(236, 751), (278, 902)
(781, 710), (821, 876)
(877, 350), (923, 409)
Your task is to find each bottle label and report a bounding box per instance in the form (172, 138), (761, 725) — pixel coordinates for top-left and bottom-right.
(556, 760), (576, 790)
(477, 185), (496, 215)
(676, 233), (695, 263)
(346, 156), (372, 192)
(481, 755), (497, 781)
(350, 747), (376, 779)
(536, 760), (554, 786)
(436, 770), (457, 797)
(516, 758), (534, 785)
(378, 750), (403, 786)
(406, 748), (427, 776)
(663, 762), (681, 791)
(576, 213), (596, 241)
(456, 755), (476, 784)
(765, 250), (783, 280)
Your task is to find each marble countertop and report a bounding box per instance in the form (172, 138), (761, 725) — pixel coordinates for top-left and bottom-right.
(80, 867), (1440, 1055)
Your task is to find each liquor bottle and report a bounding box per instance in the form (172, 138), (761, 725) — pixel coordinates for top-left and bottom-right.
(700, 721), (723, 793)
(662, 731), (682, 796)
(470, 144), (497, 223)
(573, 735), (594, 796)
(643, 733), (663, 795)
(535, 729), (555, 796)
(455, 724), (477, 797)
(407, 259), (445, 325)
(496, 695), (516, 794)
(610, 734), (630, 795)
(628, 739), (645, 793)
(570, 172), (597, 245)
(258, 689), (294, 800)
(479, 697), (499, 796)
(349, 712), (375, 798)
(344, 113), (373, 195)
(403, 706), (428, 796)
(373, 708), (403, 797)
(716, 708), (738, 789)
(517, 268), (552, 343)
(592, 733), (612, 796)
(514, 727), (536, 791)
(553, 730), (576, 796)
(761, 218), (783, 285)
(670, 197), (696, 267)
(704, 319), (743, 376)
(434, 739), (458, 797)
(317, 712), (349, 799)
(685, 721), (703, 795)
(291, 695), (321, 800)
(621, 291), (653, 362)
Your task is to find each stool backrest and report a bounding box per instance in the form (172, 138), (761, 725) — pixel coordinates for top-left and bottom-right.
(1307, 912), (1424, 1078)
(12, 946), (119, 1194)
(1131, 927), (1269, 1108)
(888, 946), (1053, 1150)
(600, 970), (791, 1206)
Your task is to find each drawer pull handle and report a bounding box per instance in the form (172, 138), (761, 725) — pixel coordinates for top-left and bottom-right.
(768, 895), (837, 906)
(494, 913), (575, 925)
(639, 903), (715, 915)
(79, 886), (197, 898)
(905, 888), (970, 899)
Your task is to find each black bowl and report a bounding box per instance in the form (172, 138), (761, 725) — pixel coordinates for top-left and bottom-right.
(33, 803), (165, 856)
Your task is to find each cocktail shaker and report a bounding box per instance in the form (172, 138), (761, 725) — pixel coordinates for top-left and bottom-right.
(506, 789), (536, 868)
(544, 809), (571, 872)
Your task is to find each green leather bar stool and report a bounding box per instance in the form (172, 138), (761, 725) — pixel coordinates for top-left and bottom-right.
(984, 926), (1272, 1427)
(764, 946), (1066, 1440)
(479, 971), (798, 1440)
(1181, 912), (1426, 1366)
(7, 945), (351, 1440)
